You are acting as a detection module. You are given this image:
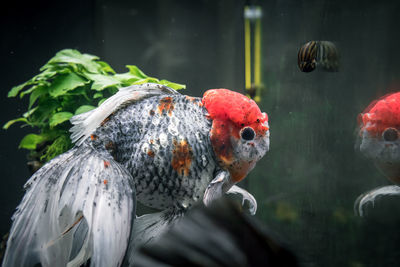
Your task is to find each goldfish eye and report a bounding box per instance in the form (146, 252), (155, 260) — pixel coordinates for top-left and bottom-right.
(383, 127), (399, 141)
(240, 127), (255, 141)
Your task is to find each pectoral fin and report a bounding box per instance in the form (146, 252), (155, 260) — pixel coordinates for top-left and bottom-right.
(355, 185), (400, 216)
(203, 171), (233, 207)
(226, 185), (257, 215)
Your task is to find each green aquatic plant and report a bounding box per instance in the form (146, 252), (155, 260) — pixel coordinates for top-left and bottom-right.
(4, 49), (185, 164)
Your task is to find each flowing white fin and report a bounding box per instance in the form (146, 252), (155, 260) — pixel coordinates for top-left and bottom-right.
(2, 146), (135, 267)
(70, 83), (179, 146)
(123, 210), (181, 266)
(354, 185), (400, 216)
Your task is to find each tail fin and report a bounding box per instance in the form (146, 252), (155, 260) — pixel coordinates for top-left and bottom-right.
(3, 146), (135, 267)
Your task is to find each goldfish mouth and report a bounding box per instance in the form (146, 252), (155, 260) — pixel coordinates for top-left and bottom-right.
(234, 130), (270, 163)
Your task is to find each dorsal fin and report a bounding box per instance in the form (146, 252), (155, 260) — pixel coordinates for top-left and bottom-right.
(70, 83), (179, 146)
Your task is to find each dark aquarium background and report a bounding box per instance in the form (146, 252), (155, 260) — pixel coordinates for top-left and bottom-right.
(1, 0), (400, 266)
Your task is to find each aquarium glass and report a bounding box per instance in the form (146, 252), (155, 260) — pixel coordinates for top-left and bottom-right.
(1, 0), (400, 266)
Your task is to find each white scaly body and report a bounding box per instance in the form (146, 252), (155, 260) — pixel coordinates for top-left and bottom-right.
(3, 84), (266, 266)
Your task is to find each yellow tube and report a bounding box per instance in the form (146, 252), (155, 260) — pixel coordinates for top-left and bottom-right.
(254, 17), (261, 86)
(244, 14), (251, 90)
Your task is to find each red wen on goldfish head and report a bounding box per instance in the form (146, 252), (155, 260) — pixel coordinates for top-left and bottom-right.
(202, 89), (270, 182)
(358, 92), (400, 184)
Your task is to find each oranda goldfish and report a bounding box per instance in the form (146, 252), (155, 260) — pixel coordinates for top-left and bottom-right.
(355, 92), (400, 216)
(2, 83), (270, 266)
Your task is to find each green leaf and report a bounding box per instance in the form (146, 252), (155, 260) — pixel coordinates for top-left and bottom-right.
(98, 98), (107, 106)
(3, 118), (29, 129)
(132, 77), (160, 85)
(28, 98), (59, 126)
(126, 65), (148, 78)
(29, 85), (49, 109)
(98, 61), (116, 74)
(19, 86), (38, 98)
(159, 79), (186, 90)
(113, 72), (141, 85)
(48, 73), (87, 97)
(8, 83), (27, 97)
(20, 83), (50, 98)
(93, 92), (103, 99)
(42, 49), (101, 73)
(49, 112), (73, 127)
(19, 133), (47, 150)
(63, 86), (89, 96)
(34, 69), (58, 81)
(107, 87), (118, 95)
(6, 49), (186, 162)
(23, 106), (39, 118)
(75, 105), (96, 115)
(83, 73), (121, 91)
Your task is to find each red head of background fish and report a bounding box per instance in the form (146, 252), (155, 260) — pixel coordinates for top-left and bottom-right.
(358, 92), (400, 184)
(202, 89), (270, 183)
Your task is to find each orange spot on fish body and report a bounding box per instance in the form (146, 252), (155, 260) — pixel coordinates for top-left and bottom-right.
(171, 139), (193, 176)
(186, 95), (196, 102)
(147, 150), (155, 157)
(185, 95), (202, 106)
(158, 96), (174, 116)
(103, 179), (108, 185)
(103, 160), (110, 168)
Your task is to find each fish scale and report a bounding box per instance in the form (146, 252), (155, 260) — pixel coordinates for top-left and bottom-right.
(90, 94), (218, 210)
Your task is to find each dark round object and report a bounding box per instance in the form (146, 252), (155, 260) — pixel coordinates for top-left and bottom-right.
(241, 127), (255, 141)
(299, 61), (316, 72)
(298, 41), (318, 72)
(383, 127), (399, 141)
